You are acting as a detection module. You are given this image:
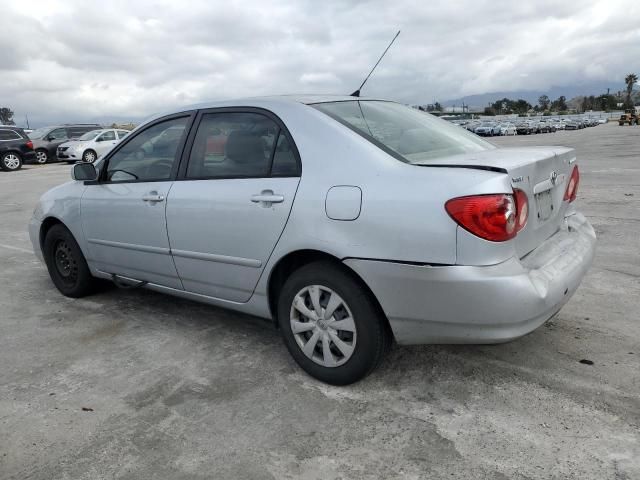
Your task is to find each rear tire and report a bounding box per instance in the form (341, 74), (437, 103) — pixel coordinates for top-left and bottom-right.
(43, 224), (98, 297)
(0, 152), (22, 171)
(277, 261), (388, 385)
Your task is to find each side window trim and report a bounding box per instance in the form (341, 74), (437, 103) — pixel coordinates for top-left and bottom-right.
(176, 106), (301, 181)
(92, 111), (196, 185)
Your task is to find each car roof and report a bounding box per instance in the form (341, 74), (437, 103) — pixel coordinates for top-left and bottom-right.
(154, 94), (382, 117)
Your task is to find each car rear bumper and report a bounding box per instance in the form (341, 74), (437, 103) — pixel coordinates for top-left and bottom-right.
(21, 151), (37, 164)
(344, 211), (596, 345)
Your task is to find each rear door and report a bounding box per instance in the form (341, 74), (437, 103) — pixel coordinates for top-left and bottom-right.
(81, 114), (193, 288)
(165, 109), (301, 302)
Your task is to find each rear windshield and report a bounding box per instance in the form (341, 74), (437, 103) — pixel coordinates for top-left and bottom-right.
(312, 100), (494, 163)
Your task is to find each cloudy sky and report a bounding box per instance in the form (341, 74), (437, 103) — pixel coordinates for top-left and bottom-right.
(3, 0), (639, 126)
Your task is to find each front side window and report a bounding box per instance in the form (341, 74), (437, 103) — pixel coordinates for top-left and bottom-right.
(48, 128), (68, 141)
(186, 112), (281, 179)
(104, 117), (188, 182)
(313, 101), (494, 163)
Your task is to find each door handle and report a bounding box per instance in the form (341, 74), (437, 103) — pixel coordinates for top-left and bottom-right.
(142, 192), (165, 203)
(251, 190), (284, 206)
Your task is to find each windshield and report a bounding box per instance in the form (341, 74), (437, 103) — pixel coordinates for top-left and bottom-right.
(312, 101), (494, 163)
(78, 130), (102, 141)
(28, 127), (51, 139)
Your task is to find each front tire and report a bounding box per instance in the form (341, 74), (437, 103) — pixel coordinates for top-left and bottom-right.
(35, 149), (48, 164)
(0, 152), (22, 171)
(277, 261), (389, 385)
(43, 224), (98, 298)
(82, 149), (97, 163)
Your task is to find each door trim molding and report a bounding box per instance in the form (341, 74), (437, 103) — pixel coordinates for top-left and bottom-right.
(171, 248), (262, 268)
(87, 238), (171, 255)
(87, 238), (262, 268)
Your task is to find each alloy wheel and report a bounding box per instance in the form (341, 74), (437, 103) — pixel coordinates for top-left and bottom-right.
(3, 154), (21, 170)
(84, 151), (96, 163)
(36, 150), (48, 164)
(290, 285), (357, 367)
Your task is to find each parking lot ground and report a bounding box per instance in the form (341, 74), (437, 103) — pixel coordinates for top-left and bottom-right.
(1, 122), (639, 479)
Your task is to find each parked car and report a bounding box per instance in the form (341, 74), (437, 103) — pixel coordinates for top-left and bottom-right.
(0, 126), (36, 171)
(515, 121), (534, 135)
(465, 121), (481, 132)
(535, 122), (552, 134)
(565, 121), (579, 130)
(57, 129), (130, 163)
(29, 96), (596, 385)
(474, 122), (497, 136)
(493, 123), (517, 136)
(28, 124), (102, 164)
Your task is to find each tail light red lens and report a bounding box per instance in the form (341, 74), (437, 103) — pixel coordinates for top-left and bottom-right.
(564, 166), (579, 202)
(26, 140), (34, 150)
(445, 194), (517, 242)
(513, 188), (528, 232)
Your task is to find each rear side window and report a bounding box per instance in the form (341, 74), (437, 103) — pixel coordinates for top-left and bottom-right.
(0, 130), (22, 140)
(117, 130), (129, 139)
(186, 112), (292, 179)
(271, 132), (298, 176)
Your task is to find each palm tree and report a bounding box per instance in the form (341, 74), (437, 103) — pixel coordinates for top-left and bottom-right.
(624, 73), (638, 106)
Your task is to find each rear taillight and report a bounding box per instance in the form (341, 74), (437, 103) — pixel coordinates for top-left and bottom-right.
(564, 166), (579, 202)
(445, 194), (517, 242)
(513, 188), (528, 232)
(26, 140), (33, 149)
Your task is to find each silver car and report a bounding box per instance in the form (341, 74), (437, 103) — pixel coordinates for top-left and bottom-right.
(29, 96), (596, 385)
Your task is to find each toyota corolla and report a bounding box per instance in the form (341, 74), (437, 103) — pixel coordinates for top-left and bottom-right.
(29, 96), (596, 385)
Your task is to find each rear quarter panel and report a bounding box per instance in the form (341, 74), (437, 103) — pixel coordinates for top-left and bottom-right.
(252, 102), (512, 296)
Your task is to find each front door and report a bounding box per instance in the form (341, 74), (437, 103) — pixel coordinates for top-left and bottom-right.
(166, 110), (301, 302)
(81, 115), (192, 289)
(94, 130), (118, 157)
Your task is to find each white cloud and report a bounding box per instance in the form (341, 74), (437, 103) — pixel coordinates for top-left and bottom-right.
(2, 0), (639, 126)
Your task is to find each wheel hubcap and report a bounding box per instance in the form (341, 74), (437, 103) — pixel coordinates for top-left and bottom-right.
(290, 285), (357, 368)
(4, 154), (20, 169)
(36, 151), (47, 163)
(85, 152), (95, 162)
(54, 241), (78, 283)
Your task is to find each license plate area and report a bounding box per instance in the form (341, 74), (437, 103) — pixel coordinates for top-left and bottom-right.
(535, 189), (554, 221)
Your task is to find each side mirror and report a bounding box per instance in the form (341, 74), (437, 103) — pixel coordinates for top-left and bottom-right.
(71, 162), (98, 181)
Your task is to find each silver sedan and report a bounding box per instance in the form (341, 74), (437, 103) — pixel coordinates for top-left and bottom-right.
(29, 96), (596, 384)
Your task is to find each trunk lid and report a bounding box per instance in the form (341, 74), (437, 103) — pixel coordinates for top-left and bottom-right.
(419, 146), (576, 258)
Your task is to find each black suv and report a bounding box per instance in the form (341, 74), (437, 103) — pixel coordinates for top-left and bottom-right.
(0, 126), (36, 172)
(28, 124), (102, 164)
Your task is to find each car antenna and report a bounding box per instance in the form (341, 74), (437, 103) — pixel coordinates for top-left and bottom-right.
(350, 30), (401, 97)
